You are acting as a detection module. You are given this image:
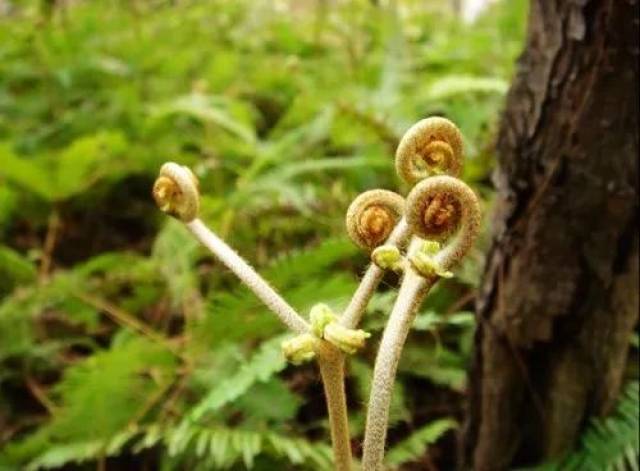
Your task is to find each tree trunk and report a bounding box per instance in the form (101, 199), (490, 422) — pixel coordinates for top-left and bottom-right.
(462, 1), (639, 469)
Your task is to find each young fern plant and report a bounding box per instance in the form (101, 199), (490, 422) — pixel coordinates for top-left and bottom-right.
(342, 117), (480, 470)
(361, 178), (480, 470)
(153, 162), (364, 471)
(152, 116), (480, 471)
(341, 117), (467, 330)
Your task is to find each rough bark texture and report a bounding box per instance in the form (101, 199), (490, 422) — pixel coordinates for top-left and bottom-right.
(462, 1), (639, 469)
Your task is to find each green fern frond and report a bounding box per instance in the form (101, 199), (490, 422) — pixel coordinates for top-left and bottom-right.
(0, 132), (128, 201)
(24, 428), (139, 471)
(233, 378), (301, 423)
(159, 423), (333, 470)
(385, 418), (458, 467)
(0, 245), (36, 293)
(24, 423), (333, 471)
(536, 381), (639, 471)
(0, 252), (159, 361)
(1, 336), (176, 469)
(564, 381), (639, 471)
(185, 335), (288, 423)
(262, 238), (358, 288)
(198, 239), (358, 345)
(0, 271), (98, 360)
(50, 335), (177, 441)
(152, 219), (201, 309)
(399, 343), (468, 392)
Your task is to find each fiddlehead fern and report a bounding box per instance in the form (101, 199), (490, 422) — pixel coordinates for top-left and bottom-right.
(152, 162), (309, 335)
(345, 189), (404, 251)
(362, 176), (481, 471)
(340, 118), (465, 330)
(153, 164), (353, 470)
(152, 162), (200, 222)
(405, 176), (481, 272)
(394, 117), (464, 184)
(153, 116), (478, 471)
(340, 191), (411, 329)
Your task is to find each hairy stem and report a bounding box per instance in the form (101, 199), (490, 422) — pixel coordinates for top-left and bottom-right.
(361, 177), (481, 468)
(316, 342), (352, 471)
(340, 218), (411, 329)
(361, 241), (437, 470)
(188, 218), (352, 471)
(186, 219), (309, 334)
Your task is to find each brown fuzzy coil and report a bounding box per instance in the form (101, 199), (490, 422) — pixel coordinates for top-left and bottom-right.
(346, 189), (405, 250)
(152, 162), (200, 222)
(418, 193), (462, 241)
(405, 176), (480, 259)
(395, 117), (464, 184)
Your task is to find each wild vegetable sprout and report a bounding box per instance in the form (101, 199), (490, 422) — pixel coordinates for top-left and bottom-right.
(153, 116), (481, 470)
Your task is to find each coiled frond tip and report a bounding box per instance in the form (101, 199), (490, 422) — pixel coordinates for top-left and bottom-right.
(153, 162), (200, 222)
(405, 175), (480, 270)
(395, 117), (464, 183)
(346, 189), (404, 251)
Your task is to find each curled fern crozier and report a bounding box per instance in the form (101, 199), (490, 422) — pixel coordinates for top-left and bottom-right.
(405, 175), (480, 271)
(345, 189), (404, 251)
(153, 162), (200, 222)
(395, 117), (463, 184)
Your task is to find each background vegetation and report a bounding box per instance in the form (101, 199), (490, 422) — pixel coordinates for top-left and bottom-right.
(1, 1), (633, 470)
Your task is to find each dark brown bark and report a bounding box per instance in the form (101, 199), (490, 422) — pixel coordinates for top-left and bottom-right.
(462, 1), (639, 469)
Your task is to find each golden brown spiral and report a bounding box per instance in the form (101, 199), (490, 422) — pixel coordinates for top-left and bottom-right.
(152, 162), (200, 222)
(345, 190), (404, 250)
(395, 117), (463, 184)
(405, 175), (480, 270)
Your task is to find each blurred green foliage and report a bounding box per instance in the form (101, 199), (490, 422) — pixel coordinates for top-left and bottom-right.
(0, 0), (527, 469)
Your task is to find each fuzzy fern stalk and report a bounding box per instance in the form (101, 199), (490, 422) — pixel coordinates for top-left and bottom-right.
(153, 163), (309, 334)
(361, 177), (481, 470)
(341, 117), (480, 469)
(152, 116), (480, 471)
(315, 341), (352, 471)
(341, 117), (466, 330)
(153, 163), (360, 470)
(342, 190), (410, 328)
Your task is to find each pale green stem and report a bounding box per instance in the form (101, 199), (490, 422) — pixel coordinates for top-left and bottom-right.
(362, 177), (480, 469)
(187, 218), (352, 470)
(316, 342), (353, 471)
(161, 164), (350, 471)
(186, 219), (309, 334)
(361, 240), (437, 470)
